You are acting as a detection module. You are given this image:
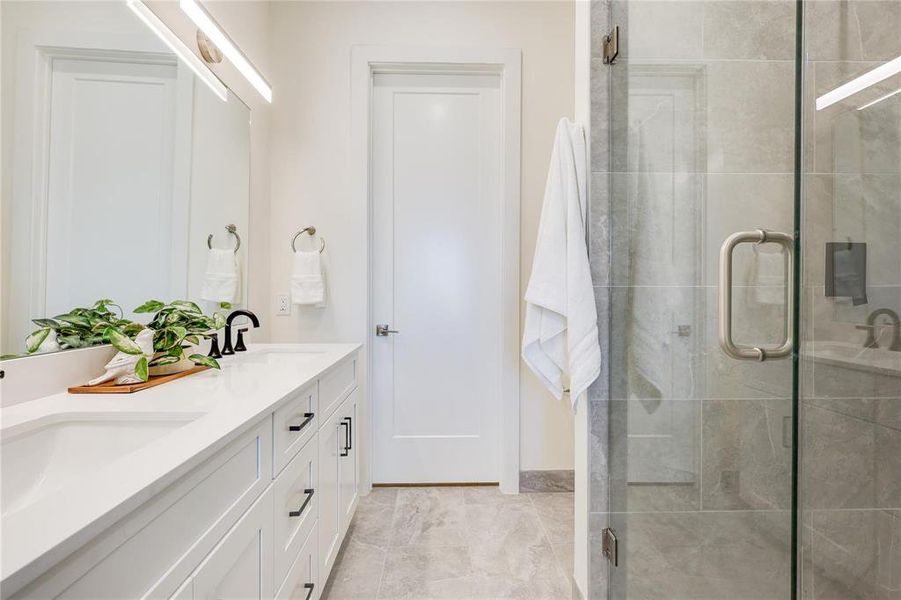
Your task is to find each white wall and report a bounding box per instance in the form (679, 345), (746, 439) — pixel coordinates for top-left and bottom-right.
(267, 0), (576, 477)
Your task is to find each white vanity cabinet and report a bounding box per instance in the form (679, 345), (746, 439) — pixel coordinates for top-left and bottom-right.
(7, 349), (359, 600)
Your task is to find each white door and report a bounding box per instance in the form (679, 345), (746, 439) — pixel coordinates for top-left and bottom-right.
(371, 71), (503, 484)
(44, 57), (183, 319)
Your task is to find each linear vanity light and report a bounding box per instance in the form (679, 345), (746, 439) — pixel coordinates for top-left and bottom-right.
(179, 0), (273, 103)
(126, 0), (228, 102)
(857, 87), (901, 111)
(816, 54), (901, 111)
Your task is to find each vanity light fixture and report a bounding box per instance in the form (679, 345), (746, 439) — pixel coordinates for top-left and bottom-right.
(816, 54), (901, 111)
(179, 0), (273, 103)
(857, 86), (901, 111)
(125, 0), (228, 102)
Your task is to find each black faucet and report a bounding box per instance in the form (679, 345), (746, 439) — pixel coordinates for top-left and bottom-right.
(856, 308), (901, 351)
(222, 309), (260, 355)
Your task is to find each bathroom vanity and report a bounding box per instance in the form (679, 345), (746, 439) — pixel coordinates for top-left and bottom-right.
(0, 344), (361, 600)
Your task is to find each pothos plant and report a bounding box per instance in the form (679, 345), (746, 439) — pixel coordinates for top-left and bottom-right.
(124, 299), (227, 375)
(15, 298), (228, 380)
(21, 299), (141, 355)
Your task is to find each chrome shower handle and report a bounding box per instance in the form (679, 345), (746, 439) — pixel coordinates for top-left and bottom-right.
(718, 229), (794, 361)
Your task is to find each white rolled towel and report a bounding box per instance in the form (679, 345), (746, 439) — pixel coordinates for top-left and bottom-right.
(291, 250), (326, 307)
(200, 248), (240, 303)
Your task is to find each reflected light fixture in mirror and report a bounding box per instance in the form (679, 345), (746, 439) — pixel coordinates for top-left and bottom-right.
(816, 54), (901, 111)
(857, 87), (901, 111)
(125, 0), (228, 101)
(180, 0), (273, 103)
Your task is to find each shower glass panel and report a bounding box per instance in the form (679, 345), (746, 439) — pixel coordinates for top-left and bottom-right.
(604, 0), (901, 598)
(799, 1), (901, 598)
(605, 0), (798, 597)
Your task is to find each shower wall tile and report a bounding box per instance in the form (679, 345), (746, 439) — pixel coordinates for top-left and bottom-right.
(805, 508), (881, 599)
(805, 0), (901, 62)
(624, 1), (703, 60)
(590, 59), (610, 174)
(702, 0), (795, 61)
(706, 60), (795, 174)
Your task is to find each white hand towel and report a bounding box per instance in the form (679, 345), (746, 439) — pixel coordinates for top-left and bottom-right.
(291, 250), (326, 307)
(200, 248), (240, 304)
(522, 118), (601, 409)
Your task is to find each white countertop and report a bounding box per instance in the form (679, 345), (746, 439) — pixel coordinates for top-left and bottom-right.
(0, 343), (361, 594)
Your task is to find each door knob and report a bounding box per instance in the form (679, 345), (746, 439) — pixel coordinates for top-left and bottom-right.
(375, 324), (399, 336)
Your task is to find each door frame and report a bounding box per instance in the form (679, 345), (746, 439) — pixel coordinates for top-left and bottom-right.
(351, 46), (522, 494)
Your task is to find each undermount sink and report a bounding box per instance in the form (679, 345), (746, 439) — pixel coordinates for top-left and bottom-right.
(1, 412), (200, 517)
(803, 340), (901, 376)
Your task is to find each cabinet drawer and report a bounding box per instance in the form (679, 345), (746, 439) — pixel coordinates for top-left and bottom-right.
(18, 418), (272, 600)
(273, 382), (318, 476)
(276, 523), (319, 600)
(273, 434), (318, 586)
(319, 356), (356, 421)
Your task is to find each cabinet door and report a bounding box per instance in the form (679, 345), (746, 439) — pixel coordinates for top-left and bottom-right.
(191, 486), (273, 600)
(338, 389), (359, 536)
(317, 405), (343, 579)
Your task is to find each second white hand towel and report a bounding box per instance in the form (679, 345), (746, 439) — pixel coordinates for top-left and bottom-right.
(200, 248), (240, 304)
(291, 250), (326, 307)
(522, 118), (601, 409)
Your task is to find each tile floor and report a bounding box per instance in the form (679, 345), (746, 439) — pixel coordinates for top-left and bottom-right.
(320, 486), (575, 600)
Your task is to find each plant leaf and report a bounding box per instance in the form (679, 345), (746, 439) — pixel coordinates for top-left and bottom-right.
(133, 300), (165, 314)
(189, 354), (220, 369)
(171, 300), (202, 314)
(1, 353), (22, 360)
(219, 302), (233, 310)
(58, 335), (88, 349)
(32, 318), (60, 328)
(25, 328), (51, 353)
(134, 356), (149, 382)
(212, 313), (226, 330)
(184, 335), (200, 346)
(149, 355), (181, 367)
(105, 327), (144, 355)
(55, 314), (91, 328)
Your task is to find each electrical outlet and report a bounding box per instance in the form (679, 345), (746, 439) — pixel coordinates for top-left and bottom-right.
(276, 294), (291, 316)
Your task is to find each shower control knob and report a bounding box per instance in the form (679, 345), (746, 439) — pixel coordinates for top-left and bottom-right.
(375, 324), (399, 337)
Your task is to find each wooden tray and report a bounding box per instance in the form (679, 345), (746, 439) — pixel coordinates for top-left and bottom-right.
(68, 365), (209, 394)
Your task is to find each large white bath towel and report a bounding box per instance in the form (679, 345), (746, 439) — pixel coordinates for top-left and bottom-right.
(522, 118), (601, 409)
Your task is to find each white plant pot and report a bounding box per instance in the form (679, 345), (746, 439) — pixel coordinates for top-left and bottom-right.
(148, 345), (198, 377)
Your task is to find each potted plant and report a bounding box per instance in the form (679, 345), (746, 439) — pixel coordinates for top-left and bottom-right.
(17, 298), (142, 356)
(132, 300), (226, 375)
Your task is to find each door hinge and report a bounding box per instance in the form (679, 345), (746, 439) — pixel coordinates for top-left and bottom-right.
(603, 26), (620, 65)
(602, 527), (618, 566)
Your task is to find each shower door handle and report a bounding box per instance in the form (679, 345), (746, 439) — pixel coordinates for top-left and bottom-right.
(718, 229), (794, 361)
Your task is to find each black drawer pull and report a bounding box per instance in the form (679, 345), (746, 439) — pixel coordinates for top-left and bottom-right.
(343, 416), (353, 450)
(289, 413), (314, 433)
(339, 421), (349, 457)
(288, 488), (315, 517)
(303, 583), (315, 600)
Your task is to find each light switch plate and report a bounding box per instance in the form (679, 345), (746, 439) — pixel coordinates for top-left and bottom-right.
(276, 294), (291, 316)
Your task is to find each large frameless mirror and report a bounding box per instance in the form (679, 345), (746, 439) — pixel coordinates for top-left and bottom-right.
(1, 0), (251, 358)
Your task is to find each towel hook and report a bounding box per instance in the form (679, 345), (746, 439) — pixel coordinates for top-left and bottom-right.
(291, 226), (325, 254)
(208, 224), (241, 253)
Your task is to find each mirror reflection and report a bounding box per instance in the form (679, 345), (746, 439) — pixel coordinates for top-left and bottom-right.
(1, 0), (251, 357)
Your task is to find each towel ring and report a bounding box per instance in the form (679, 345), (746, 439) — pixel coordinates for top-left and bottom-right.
(291, 226), (325, 253)
(208, 224), (241, 253)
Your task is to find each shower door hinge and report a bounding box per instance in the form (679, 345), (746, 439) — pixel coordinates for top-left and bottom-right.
(603, 26), (620, 65)
(602, 528), (619, 566)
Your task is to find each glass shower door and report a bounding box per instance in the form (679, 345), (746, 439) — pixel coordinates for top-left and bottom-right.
(604, 1), (799, 597)
(798, 2), (901, 598)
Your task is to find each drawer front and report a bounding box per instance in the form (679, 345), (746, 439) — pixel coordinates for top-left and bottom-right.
(318, 356), (357, 422)
(276, 523), (319, 600)
(18, 419), (272, 600)
(273, 382), (318, 476)
(273, 434), (318, 586)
